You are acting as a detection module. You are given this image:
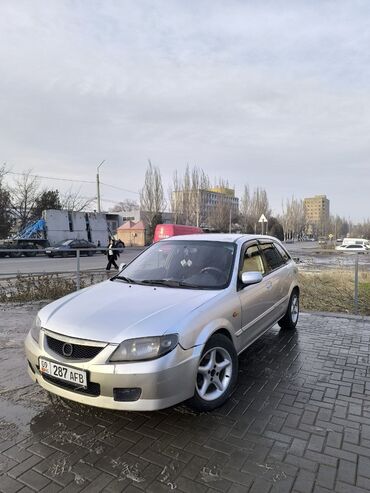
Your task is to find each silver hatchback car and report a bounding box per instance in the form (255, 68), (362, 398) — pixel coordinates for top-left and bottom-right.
(25, 234), (299, 411)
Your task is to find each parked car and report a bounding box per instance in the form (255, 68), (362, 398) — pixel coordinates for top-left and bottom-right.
(153, 223), (203, 243)
(45, 239), (96, 257)
(335, 244), (369, 253)
(341, 238), (369, 247)
(25, 234), (299, 412)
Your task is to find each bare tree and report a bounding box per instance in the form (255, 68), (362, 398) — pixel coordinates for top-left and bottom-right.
(0, 164), (12, 238)
(169, 165), (210, 226)
(240, 185), (251, 232)
(280, 197), (306, 240)
(60, 187), (95, 212)
(8, 170), (40, 229)
(240, 186), (271, 233)
(140, 161), (166, 241)
(207, 199), (236, 232)
(110, 199), (139, 212)
(0, 163), (7, 181)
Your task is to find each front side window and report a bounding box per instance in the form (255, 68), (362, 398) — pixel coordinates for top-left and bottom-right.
(240, 244), (265, 276)
(116, 240), (236, 289)
(260, 243), (285, 271)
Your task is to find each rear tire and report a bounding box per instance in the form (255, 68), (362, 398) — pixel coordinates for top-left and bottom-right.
(187, 334), (238, 411)
(278, 290), (299, 330)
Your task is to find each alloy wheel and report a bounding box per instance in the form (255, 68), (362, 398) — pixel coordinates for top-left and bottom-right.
(196, 346), (233, 401)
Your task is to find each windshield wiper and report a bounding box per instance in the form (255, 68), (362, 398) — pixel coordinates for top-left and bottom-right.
(114, 275), (138, 284)
(139, 279), (205, 289)
(139, 279), (181, 287)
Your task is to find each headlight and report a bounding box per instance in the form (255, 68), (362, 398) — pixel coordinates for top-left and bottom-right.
(30, 316), (41, 343)
(109, 334), (178, 362)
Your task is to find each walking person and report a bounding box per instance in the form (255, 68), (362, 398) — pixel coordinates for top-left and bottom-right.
(105, 237), (119, 270)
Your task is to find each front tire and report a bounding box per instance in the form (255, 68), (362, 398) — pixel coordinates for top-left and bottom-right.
(187, 334), (238, 411)
(278, 290), (299, 330)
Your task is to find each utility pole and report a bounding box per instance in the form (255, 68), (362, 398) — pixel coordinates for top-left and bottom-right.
(96, 160), (105, 213)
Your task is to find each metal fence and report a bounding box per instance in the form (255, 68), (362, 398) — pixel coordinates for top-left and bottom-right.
(0, 247), (141, 296)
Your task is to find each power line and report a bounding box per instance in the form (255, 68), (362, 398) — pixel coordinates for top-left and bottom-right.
(100, 182), (139, 195)
(8, 171), (96, 185)
(7, 171), (140, 195)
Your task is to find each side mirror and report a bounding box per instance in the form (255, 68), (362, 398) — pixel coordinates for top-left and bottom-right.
(241, 271), (263, 286)
(118, 263), (126, 272)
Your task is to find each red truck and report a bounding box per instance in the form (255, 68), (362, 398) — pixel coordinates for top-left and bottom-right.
(153, 224), (203, 243)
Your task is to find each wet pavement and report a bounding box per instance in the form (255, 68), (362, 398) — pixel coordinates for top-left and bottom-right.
(1, 304), (370, 492)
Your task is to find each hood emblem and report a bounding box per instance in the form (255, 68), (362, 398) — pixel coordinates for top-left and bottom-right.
(62, 342), (73, 357)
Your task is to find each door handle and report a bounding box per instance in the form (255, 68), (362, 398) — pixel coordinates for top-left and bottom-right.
(266, 281), (272, 290)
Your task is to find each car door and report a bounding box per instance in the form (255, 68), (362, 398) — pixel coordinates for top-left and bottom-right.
(69, 240), (79, 256)
(237, 241), (275, 348)
(79, 239), (89, 255)
(258, 241), (290, 324)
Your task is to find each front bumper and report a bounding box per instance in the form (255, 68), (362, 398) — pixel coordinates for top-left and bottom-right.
(24, 330), (202, 411)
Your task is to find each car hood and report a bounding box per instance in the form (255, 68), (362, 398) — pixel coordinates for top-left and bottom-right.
(39, 280), (221, 344)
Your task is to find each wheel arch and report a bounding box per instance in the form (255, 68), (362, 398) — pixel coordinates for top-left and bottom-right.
(180, 318), (237, 351)
(291, 284), (300, 296)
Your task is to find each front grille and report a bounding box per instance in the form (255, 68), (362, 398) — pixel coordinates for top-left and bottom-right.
(42, 373), (100, 397)
(46, 335), (104, 360)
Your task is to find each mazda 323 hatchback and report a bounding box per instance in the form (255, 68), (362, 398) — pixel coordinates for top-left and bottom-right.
(25, 234), (299, 411)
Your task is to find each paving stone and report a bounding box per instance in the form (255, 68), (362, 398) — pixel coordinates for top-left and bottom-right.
(293, 469), (315, 493)
(0, 474), (25, 493)
(17, 468), (51, 490)
(316, 464), (336, 490)
(7, 456), (42, 480)
(3, 312), (370, 492)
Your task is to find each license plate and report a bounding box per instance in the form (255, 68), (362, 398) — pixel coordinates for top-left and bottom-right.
(39, 358), (87, 388)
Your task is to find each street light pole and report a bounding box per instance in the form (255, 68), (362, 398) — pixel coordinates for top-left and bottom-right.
(96, 160), (105, 213)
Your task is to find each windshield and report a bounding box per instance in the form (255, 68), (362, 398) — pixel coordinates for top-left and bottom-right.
(55, 240), (73, 246)
(116, 240), (236, 289)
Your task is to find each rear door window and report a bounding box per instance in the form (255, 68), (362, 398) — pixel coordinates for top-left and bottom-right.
(259, 243), (285, 271)
(274, 242), (290, 262)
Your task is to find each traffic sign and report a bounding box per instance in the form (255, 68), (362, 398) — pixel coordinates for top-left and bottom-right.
(258, 214), (268, 223)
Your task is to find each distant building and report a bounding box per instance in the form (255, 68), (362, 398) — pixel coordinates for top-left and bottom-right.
(106, 209), (174, 235)
(304, 195), (330, 236)
(116, 220), (146, 247)
(172, 187), (239, 228)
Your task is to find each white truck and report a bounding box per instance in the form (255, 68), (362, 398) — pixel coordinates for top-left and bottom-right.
(0, 209), (110, 257)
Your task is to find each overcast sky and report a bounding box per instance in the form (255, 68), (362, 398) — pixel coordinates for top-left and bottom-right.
(1, 0), (369, 221)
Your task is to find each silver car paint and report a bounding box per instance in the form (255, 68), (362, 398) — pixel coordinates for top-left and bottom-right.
(38, 280), (222, 345)
(24, 234), (299, 411)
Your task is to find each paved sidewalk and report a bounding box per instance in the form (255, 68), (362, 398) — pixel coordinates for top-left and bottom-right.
(1, 304), (370, 492)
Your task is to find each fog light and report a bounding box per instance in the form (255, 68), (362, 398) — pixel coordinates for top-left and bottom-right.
(113, 388), (142, 402)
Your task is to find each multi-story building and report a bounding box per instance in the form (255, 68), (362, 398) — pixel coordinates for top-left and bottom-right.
(303, 195), (330, 237)
(172, 187), (239, 229)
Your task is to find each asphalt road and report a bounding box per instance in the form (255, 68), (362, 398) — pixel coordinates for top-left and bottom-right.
(0, 248), (144, 278)
(1, 242), (369, 278)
